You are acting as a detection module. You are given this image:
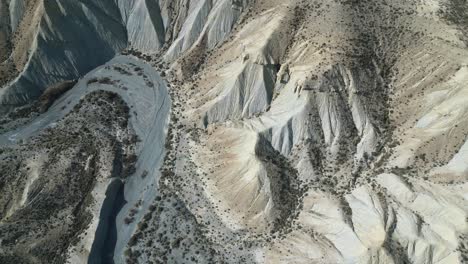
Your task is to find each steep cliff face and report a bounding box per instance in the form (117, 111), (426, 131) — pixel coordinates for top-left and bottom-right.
(0, 0), (127, 112)
(0, 0), (467, 264)
(119, 0), (165, 52)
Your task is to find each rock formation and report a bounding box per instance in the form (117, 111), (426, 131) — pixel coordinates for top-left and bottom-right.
(0, 0), (466, 263)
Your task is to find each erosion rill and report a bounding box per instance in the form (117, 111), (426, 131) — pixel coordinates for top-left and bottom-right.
(0, 0), (467, 264)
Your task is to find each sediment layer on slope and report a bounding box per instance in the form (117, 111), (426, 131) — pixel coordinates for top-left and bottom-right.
(0, 0), (467, 264)
(0, 0), (127, 112)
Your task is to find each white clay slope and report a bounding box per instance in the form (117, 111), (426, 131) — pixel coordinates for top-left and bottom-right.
(0, 0), (466, 264)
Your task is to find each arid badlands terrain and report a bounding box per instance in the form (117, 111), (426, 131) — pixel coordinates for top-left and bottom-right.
(0, 0), (467, 263)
